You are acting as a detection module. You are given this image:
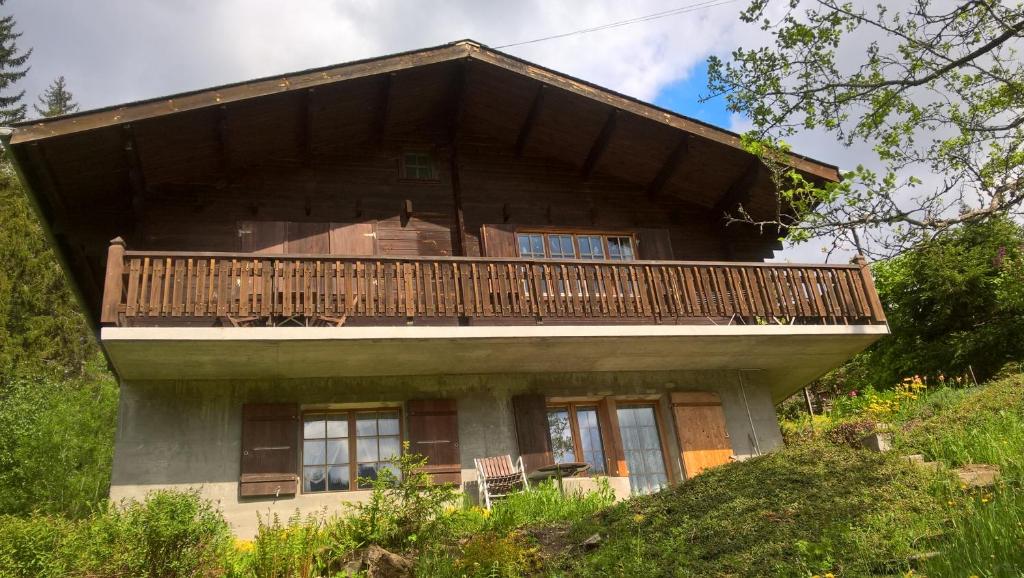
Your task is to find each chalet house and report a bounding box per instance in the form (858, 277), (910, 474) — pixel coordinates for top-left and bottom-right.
(2, 40), (887, 536)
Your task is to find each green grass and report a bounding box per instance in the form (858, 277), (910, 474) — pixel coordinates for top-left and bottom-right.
(549, 374), (1024, 577)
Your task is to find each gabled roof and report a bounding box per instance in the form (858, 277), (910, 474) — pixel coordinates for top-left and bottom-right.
(8, 39), (838, 180)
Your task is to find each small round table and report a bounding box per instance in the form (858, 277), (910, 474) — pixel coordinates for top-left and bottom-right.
(528, 462), (591, 494)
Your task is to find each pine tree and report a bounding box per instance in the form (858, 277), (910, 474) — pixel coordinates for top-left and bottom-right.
(34, 76), (78, 118)
(0, 0), (30, 125)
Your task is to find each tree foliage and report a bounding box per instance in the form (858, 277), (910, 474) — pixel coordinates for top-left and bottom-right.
(0, 168), (95, 379)
(821, 216), (1024, 391)
(0, 0), (30, 125)
(708, 0), (1024, 256)
(33, 76), (78, 118)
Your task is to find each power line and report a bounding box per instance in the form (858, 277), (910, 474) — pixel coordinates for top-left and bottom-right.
(494, 0), (739, 49)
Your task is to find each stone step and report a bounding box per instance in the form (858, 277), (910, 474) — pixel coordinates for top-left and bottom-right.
(955, 464), (1000, 488)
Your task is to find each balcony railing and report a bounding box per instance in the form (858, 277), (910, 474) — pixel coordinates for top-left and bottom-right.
(99, 239), (886, 327)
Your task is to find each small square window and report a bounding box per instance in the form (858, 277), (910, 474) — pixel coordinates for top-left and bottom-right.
(401, 152), (436, 180)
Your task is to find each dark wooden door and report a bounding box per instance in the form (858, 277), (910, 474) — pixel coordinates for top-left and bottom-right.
(406, 399), (461, 484)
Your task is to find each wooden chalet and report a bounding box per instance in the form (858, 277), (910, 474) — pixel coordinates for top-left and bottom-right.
(3, 40), (887, 535)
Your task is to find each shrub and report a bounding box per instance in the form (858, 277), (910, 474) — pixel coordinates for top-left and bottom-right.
(235, 510), (329, 578)
(345, 441), (461, 550)
(75, 489), (233, 577)
(0, 514), (75, 578)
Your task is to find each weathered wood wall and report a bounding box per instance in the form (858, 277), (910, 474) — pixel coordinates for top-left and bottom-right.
(134, 135), (778, 262)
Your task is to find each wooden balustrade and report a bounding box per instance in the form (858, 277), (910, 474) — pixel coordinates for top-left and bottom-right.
(99, 245), (887, 327)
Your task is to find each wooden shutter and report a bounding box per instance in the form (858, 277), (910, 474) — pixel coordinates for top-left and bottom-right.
(238, 221), (286, 254)
(240, 403), (299, 498)
(670, 392), (733, 478)
(406, 399), (461, 484)
(597, 398), (628, 477)
(329, 222), (376, 255)
(636, 228), (674, 260)
(286, 222), (330, 254)
(512, 393), (553, 473)
(480, 224), (518, 257)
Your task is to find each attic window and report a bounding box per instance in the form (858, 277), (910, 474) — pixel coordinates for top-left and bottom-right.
(401, 152), (437, 180)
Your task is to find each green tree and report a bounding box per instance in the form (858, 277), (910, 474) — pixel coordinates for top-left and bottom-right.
(33, 76), (78, 118)
(708, 1), (1024, 256)
(0, 0), (30, 125)
(823, 216), (1024, 391)
(0, 169), (95, 379)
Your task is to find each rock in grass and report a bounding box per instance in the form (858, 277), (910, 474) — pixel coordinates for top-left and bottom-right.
(581, 533), (601, 550)
(340, 545), (413, 578)
(955, 464), (1000, 488)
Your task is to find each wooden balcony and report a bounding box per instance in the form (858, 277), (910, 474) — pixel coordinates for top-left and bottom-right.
(99, 239), (886, 328)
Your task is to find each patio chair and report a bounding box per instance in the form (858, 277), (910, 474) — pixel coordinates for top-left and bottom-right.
(474, 454), (530, 509)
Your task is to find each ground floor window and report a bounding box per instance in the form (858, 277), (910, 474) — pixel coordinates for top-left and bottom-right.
(302, 409), (401, 493)
(546, 404), (607, 474)
(616, 404), (669, 494)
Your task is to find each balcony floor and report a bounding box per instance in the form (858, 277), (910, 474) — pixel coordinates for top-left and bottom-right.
(102, 324), (887, 402)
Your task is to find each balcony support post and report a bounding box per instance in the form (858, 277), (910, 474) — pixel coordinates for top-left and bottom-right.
(101, 237), (126, 326)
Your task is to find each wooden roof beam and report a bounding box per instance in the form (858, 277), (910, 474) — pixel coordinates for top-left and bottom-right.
(581, 108), (618, 180)
(215, 105), (231, 183)
(515, 83), (546, 157)
(448, 59), (469, 143)
(646, 134), (690, 200)
(121, 124), (148, 213)
(298, 88), (314, 165)
(714, 156), (762, 218)
(373, 73), (394, 144)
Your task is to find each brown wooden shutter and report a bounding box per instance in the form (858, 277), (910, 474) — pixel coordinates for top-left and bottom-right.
(512, 393), (553, 473)
(238, 221), (287, 254)
(286, 222), (330, 254)
(240, 403), (299, 498)
(670, 391), (733, 478)
(597, 398), (628, 477)
(329, 222), (376, 255)
(636, 228), (674, 260)
(406, 399), (461, 484)
(480, 224), (518, 257)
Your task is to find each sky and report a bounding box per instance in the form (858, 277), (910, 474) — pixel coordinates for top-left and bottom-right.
(9, 0), (853, 262)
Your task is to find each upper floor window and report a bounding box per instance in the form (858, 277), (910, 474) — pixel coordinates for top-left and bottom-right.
(302, 409), (401, 493)
(401, 152), (437, 180)
(514, 232), (635, 261)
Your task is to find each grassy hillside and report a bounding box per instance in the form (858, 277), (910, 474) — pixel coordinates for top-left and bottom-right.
(553, 374), (1024, 577)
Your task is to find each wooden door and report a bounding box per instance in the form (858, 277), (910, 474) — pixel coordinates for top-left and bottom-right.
(512, 393), (553, 473)
(670, 391), (733, 478)
(329, 222), (376, 255)
(238, 221), (287, 254)
(240, 403), (299, 497)
(286, 222), (330, 254)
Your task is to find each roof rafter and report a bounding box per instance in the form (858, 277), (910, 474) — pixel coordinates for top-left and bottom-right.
(581, 108), (618, 180)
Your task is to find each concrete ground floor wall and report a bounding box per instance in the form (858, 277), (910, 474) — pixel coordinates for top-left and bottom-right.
(109, 370), (783, 537)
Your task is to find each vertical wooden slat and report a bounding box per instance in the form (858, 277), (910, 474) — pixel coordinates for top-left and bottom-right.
(125, 257), (141, 317)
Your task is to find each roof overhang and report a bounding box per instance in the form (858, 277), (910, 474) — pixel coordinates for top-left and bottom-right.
(102, 324), (886, 402)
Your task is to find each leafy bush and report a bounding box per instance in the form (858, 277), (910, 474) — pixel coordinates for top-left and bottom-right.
(0, 489), (232, 577)
(234, 511), (329, 578)
(344, 441), (461, 550)
(0, 359), (117, 519)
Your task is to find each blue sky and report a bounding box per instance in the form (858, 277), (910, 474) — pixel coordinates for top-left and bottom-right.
(653, 61), (733, 129)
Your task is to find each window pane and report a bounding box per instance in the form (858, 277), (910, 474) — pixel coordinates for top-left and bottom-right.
(326, 439), (348, 465)
(378, 413), (400, 436)
(617, 405), (667, 495)
(378, 461), (401, 481)
(547, 409), (576, 463)
(379, 436), (401, 461)
(548, 234), (576, 259)
(327, 466), (350, 491)
(517, 233), (545, 258)
(303, 440), (326, 466)
(303, 466), (326, 492)
(576, 408), (606, 473)
(356, 413), (378, 436)
(357, 463), (378, 488)
(303, 416), (326, 439)
(577, 235), (605, 260)
(608, 237), (635, 261)
(357, 437), (378, 462)
(326, 416), (347, 438)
